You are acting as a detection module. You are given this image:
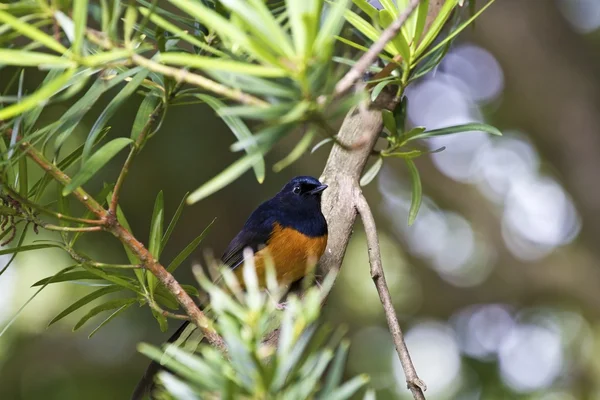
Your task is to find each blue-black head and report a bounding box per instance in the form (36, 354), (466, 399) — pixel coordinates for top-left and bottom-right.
(269, 176), (328, 237)
(278, 176), (327, 200)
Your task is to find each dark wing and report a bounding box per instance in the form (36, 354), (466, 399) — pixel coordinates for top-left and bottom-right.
(220, 209), (275, 270)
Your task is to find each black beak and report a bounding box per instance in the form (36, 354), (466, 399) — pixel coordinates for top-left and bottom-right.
(308, 184), (328, 195)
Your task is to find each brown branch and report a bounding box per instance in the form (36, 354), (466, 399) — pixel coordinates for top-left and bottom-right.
(18, 140), (226, 352)
(334, 0), (422, 97)
(356, 192), (426, 399)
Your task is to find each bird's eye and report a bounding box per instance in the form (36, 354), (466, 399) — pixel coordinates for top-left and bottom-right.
(292, 186), (301, 194)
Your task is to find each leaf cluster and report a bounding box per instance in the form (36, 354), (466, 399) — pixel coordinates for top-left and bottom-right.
(141, 261), (369, 400)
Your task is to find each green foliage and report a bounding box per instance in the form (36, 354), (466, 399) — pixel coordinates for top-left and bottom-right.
(0, 0), (497, 349)
(139, 262), (368, 399)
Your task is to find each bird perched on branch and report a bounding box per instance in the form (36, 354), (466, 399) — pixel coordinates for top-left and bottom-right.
(131, 176), (329, 400)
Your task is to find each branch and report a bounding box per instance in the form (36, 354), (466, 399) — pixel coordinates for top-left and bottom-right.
(356, 192), (426, 399)
(17, 140), (226, 351)
(334, 0), (422, 97)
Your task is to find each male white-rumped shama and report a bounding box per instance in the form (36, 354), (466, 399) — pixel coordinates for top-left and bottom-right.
(131, 176), (328, 399)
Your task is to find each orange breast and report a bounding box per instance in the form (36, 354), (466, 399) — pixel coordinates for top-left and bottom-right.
(235, 222), (327, 287)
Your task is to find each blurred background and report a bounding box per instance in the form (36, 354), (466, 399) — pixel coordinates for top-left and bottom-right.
(2, 0), (600, 398)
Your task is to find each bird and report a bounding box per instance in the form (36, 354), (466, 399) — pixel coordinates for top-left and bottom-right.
(131, 176), (329, 400)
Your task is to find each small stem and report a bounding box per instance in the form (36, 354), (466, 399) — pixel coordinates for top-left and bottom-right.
(334, 0), (421, 98)
(147, 297), (191, 321)
(355, 191), (426, 400)
(65, 246), (140, 269)
(42, 224), (103, 232)
(110, 103), (164, 215)
(131, 54), (269, 108)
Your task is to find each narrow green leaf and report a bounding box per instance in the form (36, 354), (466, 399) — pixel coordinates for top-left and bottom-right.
(218, 103), (294, 121)
(79, 263), (141, 293)
(131, 94), (160, 141)
(0, 49), (75, 68)
(0, 9), (68, 54)
(378, 9), (410, 61)
(186, 152), (265, 204)
(221, 0), (294, 58)
(273, 128), (316, 172)
(370, 79), (393, 102)
(414, 0), (458, 58)
(160, 191), (189, 253)
(353, 0), (377, 18)
(88, 301), (133, 338)
(63, 138), (133, 195)
(18, 158), (28, 196)
(417, 0), (495, 61)
(406, 122), (502, 142)
(100, 0), (109, 32)
(82, 69), (149, 162)
(166, 218), (215, 273)
(158, 53), (286, 77)
(124, 2), (137, 44)
(326, 374), (370, 400)
(0, 243), (62, 256)
(32, 271), (105, 286)
(148, 191), (164, 259)
(166, 0), (257, 60)
(413, 0), (429, 44)
(138, 7), (224, 57)
(320, 340), (351, 397)
(344, 9), (397, 56)
(381, 109), (397, 135)
(360, 156), (383, 186)
(0, 266), (76, 337)
(194, 94), (265, 183)
(72, 0), (88, 55)
(147, 191), (165, 296)
(73, 298), (136, 331)
(151, 309), (169, 332)
(83, 49), (132, 65)
(405, 158), (422, 226)
(315, 0), (351, 56)
(285, 0), (308, 56)
(48, 285), (123, 326)
(52, 68), (140, 150)
(107, 197), (145, 289)
(0, 69), (74, 121)
(207, 71), (297, 98)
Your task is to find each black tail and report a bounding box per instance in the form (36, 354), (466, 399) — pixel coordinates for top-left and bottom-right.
(130, 321), (190, 400)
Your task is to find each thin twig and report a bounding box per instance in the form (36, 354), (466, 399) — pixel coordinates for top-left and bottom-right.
(355, 191), (426, 400)
(110, 103), (164, 214)
(148, 297), (191, 321)
(66, 246), (140, 269)
(131, 54), (269, 108)
(334, 0), (421, 97)
(42, 224), (103, 232)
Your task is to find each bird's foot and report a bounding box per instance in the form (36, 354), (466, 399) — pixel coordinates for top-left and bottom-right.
(275, 301), (288, 311)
